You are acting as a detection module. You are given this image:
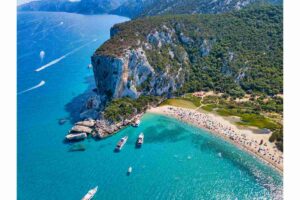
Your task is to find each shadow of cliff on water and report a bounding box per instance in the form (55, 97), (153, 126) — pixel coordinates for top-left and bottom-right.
(64, 75), (97, 124)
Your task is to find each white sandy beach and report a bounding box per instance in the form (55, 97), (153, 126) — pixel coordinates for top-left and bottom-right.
(147, 105), (283, 172)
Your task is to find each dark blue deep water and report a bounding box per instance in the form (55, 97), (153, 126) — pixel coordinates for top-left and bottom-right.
(17, 12), (282, 200)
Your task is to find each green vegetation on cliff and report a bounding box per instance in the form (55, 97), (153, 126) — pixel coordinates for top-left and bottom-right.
(103, 96), (161, 122)
(97, 5), (282, 97)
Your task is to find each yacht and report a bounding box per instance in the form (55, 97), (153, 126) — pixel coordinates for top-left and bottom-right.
(136, 132), (144, 147)
(115, 136), (128, 151)
(81, 186), (98, 200)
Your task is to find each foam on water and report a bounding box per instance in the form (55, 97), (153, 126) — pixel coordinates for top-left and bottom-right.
(18, 80), (45, 95)
(35, 55), (66, 72)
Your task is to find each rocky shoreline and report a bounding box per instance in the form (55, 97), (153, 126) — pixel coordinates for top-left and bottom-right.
(65, 113), (143, 141)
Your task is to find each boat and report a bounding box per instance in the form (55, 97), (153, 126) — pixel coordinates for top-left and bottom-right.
(115, 136), (128, 151)
(81, 186), (98, 200)
(136, 132), (144, 147)
(132, 119), (140, 127)
(127, 166), (132, 175)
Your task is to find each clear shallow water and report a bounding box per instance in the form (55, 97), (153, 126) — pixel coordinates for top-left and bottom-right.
(17, 12), (282, 200)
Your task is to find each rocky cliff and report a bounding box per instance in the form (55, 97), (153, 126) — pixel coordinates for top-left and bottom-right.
(92, 5), (283, 105)
(92, 25), (187, 106)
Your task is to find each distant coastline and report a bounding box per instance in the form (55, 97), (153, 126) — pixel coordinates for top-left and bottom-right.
(147, 106), (283, 173)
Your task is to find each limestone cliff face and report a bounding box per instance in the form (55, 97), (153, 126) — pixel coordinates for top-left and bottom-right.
(91, 55), (125, 107)
(92, 48), (184, 106)
(91, 26), (186, 106)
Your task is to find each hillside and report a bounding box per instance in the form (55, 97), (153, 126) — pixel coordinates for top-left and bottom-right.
(18, 0), (282, 18)
(94, 5), (283, 99)
(91, 5), (283, 148)
(140, 0), (282, 17)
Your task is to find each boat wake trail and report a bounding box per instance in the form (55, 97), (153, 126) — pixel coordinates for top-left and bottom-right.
(35, 56), (66, 72)
(35, 39), (98, 72)
(18, 80), (45, 95)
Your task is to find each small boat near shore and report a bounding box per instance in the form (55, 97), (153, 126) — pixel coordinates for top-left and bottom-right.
(81, 186), (98, 200)
(132, 119), (140, 127)
(115, 136), (128, 151)
(136, 132), (144, 147)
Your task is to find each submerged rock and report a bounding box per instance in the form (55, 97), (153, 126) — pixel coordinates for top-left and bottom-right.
(68, 144), (86, 152)
(58, 118), (69, 125)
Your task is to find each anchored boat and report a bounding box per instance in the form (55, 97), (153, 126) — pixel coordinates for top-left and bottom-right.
(81, 186), (98, 200)
(115, 136), (128, 151)
(127, 166), (133, 175)
(136, 132), (144, 147)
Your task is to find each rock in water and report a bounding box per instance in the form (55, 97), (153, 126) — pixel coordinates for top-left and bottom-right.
(58, 118), (69, 125)
(68, 144), (86, 152)
(75, 119), (95, 127)
(65, 132), (87, 141)
(71, 125), (93, 134)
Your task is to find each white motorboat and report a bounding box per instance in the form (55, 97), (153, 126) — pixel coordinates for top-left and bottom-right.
(136, 132), (144, 147)
(115, 136), (128, 151)
(81, 186), (98, 200)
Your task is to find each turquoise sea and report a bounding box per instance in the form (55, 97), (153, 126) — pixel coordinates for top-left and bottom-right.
(17, 12), (282, 200)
